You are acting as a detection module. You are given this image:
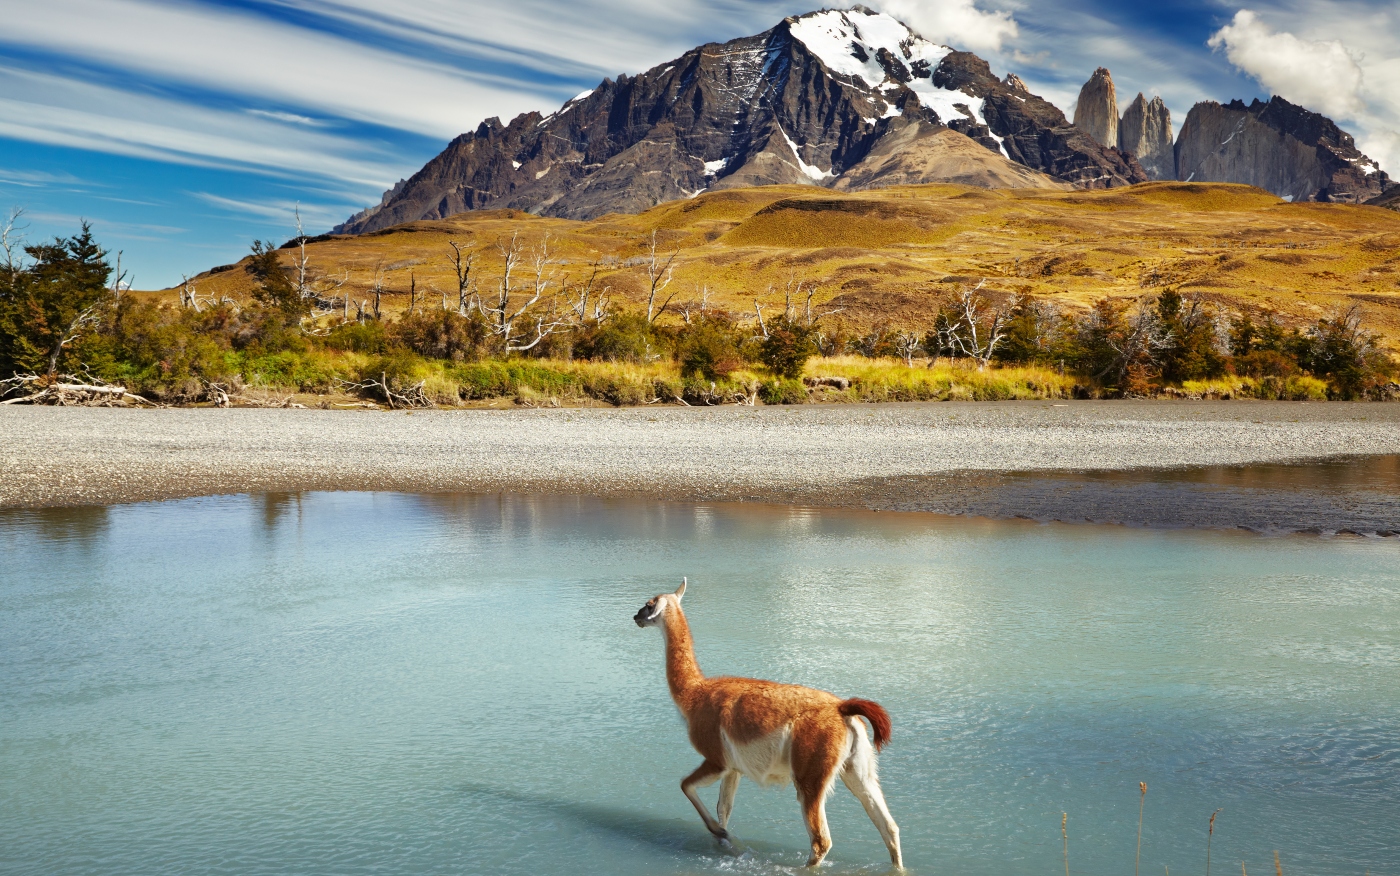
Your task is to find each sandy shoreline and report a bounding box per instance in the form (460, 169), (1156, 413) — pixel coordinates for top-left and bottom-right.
(4, 401), (1399, 533)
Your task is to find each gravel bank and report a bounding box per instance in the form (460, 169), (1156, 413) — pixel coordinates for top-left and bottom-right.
(4, 401), (1399, 532)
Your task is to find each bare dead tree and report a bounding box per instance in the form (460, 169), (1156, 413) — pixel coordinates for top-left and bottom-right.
(893, 330), (922, 367)
(180, 275), (198, 310)
(753, 300), (769, 339)
(108, 250), (129, 300)
(408, 270), (417, 315)
(448, 239), (476, 315)
(568, 258), (610, 326)
(680, 284), (711, 324)
(44, 303), (104, 378)
(643, 230), (680, 323)
(371, 262), (385, 320)
(293, 205), (310, 302)
(1, 206), (26, 272)
(946, 282), (1008, 369)
(482, 232), (568, 351)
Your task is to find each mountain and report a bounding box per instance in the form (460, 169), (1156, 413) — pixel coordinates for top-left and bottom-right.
(1118, 93), (1173, 181)
(1174, 96), (1393, 203)
(1072, 67), (1118, 148)
(335, 6), (1141, 234)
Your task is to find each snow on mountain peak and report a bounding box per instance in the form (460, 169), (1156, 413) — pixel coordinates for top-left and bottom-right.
(787, 7), (1006, 157)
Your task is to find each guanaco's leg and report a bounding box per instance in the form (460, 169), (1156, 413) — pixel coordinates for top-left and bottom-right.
(792, 716), (845, 867)
(716, 770), (740, 831)
(840, 722), (903, 868)
(681, 760), (728, 839)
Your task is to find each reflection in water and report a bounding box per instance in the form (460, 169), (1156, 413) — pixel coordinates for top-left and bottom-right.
(0, 504), (110, 546)
(259, 492), (302, 533)
(1071, 453), (1400, 490)
(0, 491), (1397, 876)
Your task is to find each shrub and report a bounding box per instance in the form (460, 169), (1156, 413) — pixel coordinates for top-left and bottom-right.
(324, 321), (390, 354)
(675, 314), (745, 380)
(758, 317), (817, 379)
(392, 309), (493, 361)
(574, 312), (658, 363)
(760, 378), (807, 404)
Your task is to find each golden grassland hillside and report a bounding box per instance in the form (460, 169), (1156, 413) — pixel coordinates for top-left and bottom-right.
(175, 181), (1400, 344)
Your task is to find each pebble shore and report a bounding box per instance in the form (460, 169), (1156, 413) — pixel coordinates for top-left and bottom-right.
(4, 401), (1399, 532)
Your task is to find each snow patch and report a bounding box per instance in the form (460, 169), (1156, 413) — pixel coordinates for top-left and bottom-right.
(703, 157), (730, 176)
(512, 160), (522, 170)
(777, 124), (833, 181)
(569, 89), (593, 103)
(789, 8), (1006, 157)
(536, 167), (550, 180)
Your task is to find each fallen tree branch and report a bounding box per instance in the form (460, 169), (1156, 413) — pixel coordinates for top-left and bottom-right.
(0, 373), (157, 406)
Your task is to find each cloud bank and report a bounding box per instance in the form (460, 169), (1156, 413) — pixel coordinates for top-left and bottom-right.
(1208, 10), (1364, 119)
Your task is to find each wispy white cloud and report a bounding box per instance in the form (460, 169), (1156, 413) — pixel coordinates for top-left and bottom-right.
(1, 0), (551, 139)
(0, 65), (402, 187)
(874, 0), (1019, 54)
(247, 109), (327, 127)
(0, 167), (87, 187)
(191, 192), (354, 230)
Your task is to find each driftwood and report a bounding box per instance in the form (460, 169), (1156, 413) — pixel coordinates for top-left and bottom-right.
(336, 374), (433, 409)
(0, 374), (156, 406)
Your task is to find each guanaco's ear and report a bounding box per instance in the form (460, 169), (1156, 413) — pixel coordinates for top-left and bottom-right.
(674, 577), (687, 600)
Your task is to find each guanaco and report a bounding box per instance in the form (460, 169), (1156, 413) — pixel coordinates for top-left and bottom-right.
(634, 579), (903, 868)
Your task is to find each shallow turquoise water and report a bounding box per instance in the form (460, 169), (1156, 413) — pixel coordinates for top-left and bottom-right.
(1, 493), (1397, 876)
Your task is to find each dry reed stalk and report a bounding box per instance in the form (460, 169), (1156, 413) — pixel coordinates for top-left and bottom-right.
(1062, 812), (1069, 876)
(1136, 782), (1147, 876)
(1206, 809), (1222, 876)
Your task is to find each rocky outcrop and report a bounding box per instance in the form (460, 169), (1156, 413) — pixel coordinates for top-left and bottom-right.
(1118, 93), (1174, 180)
(1174, 96), (1394, 203)
(336, 7), (1146, 234)
(1073, 68), (1118, 148)
(833, 124), (1070, 192)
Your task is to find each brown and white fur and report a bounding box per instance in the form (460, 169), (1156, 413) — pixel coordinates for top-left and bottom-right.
(634, 580), (902, 868)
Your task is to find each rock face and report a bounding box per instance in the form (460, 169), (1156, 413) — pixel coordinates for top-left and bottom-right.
(336, 7), (1144, 234)
(1175, 96), (1394, 203)
(1073, 68), (1118, 148)
(1118, 93), (1174, 180)
(833, 124), (1070, 192)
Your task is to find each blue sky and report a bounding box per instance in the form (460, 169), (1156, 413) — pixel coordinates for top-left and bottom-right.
(2, 0), (1397, 289)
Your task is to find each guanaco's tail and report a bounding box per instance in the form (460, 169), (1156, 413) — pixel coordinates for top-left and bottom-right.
(838, 698), (892, 751)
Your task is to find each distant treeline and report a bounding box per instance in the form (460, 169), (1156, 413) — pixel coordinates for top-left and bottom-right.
(1, 223), (1395, 406)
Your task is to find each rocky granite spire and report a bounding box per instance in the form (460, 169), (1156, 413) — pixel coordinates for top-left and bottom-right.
(1073, 68), (1118, 148)
(1118, 93), (1174, 180)
(1175, 96), (1393, 203)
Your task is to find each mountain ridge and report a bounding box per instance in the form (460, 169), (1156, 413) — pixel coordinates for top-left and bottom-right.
(335, 7), (1142, 234)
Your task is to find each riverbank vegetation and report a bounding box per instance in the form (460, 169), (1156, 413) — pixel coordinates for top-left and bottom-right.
(1, 218), (1395, 407)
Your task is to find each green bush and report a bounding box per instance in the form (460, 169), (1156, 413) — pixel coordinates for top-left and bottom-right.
(574, 312), (658, 363)
(758, 317), (817, 379)
(675, 314), (745, 380)
(759, 378), (807, 404)
(391, 309), (493, 361)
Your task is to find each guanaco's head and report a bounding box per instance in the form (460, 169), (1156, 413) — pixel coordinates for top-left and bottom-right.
(634, 578), (686, 628)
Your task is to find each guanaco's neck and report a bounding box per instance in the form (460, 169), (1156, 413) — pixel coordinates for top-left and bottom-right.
(661, 606), (704, 700)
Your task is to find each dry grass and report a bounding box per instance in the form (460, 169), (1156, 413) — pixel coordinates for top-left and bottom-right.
(805, 355), (1076, 402)
(171, 181), (1400, 350)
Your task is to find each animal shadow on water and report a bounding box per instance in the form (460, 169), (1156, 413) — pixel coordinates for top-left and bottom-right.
(453, 782), (792, 863)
